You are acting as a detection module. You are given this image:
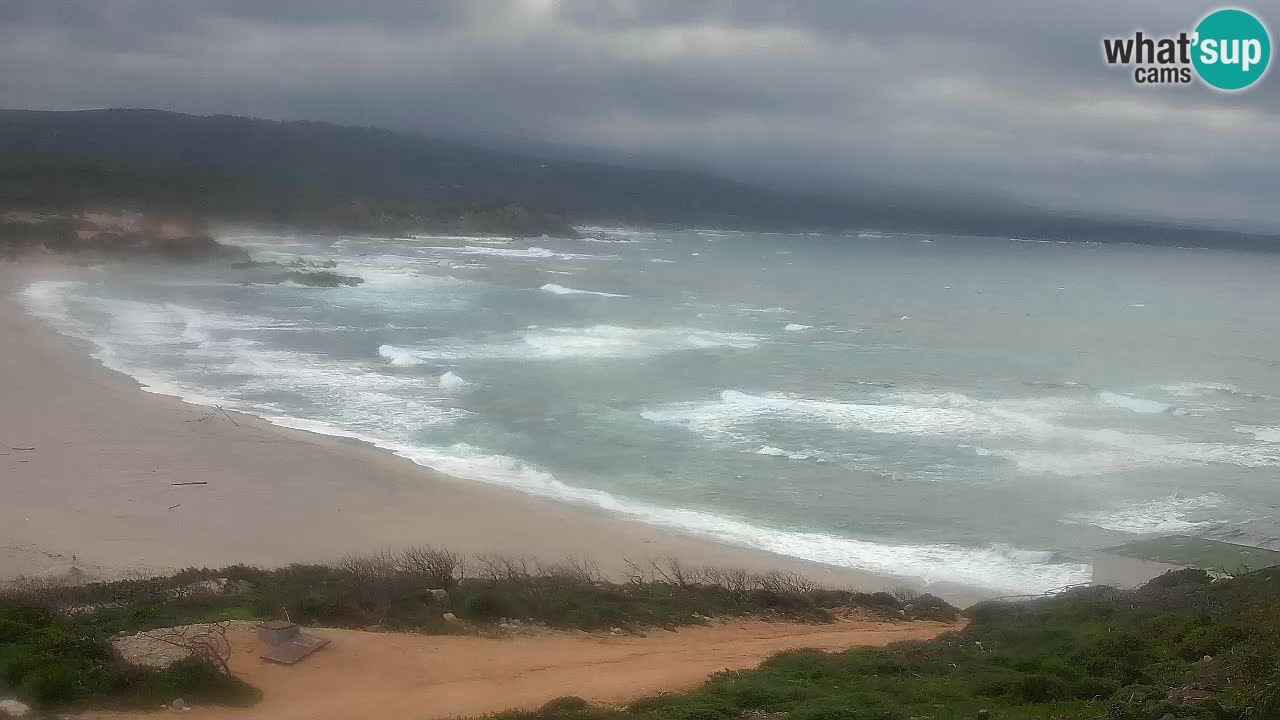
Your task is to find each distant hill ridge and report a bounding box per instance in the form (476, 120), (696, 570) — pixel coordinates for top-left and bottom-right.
(0, 108), (1276, 249)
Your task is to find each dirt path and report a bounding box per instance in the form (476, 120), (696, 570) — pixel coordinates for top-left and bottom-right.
(82, 617), (958, 720)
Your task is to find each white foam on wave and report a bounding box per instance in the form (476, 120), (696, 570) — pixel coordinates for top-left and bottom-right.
(645, 389), (1280, 476)
(572, 235), (640, 244)
(649, 258), (674, 264)
(783, 323), (812, 332)
(410, 233), (513, 244)
(418, 245), (607, 261)
(378, 344), (422, 367)
(18, 280), (86, 323)
(1236, 425), (1280, 443)
(1064, 494), (1228, 534)
(21, 283), (466, 438)
(574, 226), (659, 241)
(18, 281), (230, 406)
(755, 445), (813, 461)
(644, 389), (1016, 441)
(401, 449), (1092, 593)
(979, 435), (1280, 476)
(1099, 391), (1169, 414)
(246, 425), (1087, 593)
(1163, 382), (1250, 398)
(539, 283), (629, 298)
(438, 371), (468, 390)
(389, 326), (763, 362)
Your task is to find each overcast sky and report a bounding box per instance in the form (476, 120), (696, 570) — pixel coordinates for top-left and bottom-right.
(2, 1), (1278, 231)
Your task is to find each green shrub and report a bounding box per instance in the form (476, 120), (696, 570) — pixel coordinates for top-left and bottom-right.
(18, 664), (80, 706)
(0, 643), (41, 687)
(1012, 672), (1074, 702)
(464, 591), (507, 618)
(540, 696), (592, 714)
(0, 599), (256, 710)
(788, 699), (901, 720)
(1105, 684), (1169, 720)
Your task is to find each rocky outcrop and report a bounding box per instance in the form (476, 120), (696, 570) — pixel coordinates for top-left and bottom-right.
(279, 270), (364, 287)
(232, 257), (365, 287)
(0, 209), (248, 262)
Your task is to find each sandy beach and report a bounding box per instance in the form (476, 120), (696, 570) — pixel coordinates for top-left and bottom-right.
(0, 262), (985, 604)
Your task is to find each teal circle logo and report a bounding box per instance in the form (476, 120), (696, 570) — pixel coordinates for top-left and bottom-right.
(1192, 8), (1271, 90)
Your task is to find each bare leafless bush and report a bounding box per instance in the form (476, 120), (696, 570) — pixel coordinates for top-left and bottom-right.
(651, 556), (708, 588)
(701, 566), (757, 599)
(622, 557), (652, 585)
(0, 575), (73, 600)
(475, 553), (533, 583)
(145, 622), (234, 676)
(395, 545), (465, 588)
(538, 555), (602, 585)
(757, 570), (819, 594)
(891, 586), (923, 603)
(336, 549), (398, 581)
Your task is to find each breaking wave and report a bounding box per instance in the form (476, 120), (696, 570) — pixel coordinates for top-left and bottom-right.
(417, 245), (608, 261)
(755, 445), (813, 461)
(1099, 391), (1170, 414)
(1064, 494), (1229, 534)
(438, 371), (468, 390)
(385, 326), (763, 362)
(539, 283), (629, 298)
(644, 389), (1280, 476)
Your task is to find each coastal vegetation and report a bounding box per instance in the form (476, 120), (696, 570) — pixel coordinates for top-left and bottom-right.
(4, 550), (1278, 718)
(0, 549), (953, 711)
(0, 598), (257, 710)
(500, 567), (1280, 720)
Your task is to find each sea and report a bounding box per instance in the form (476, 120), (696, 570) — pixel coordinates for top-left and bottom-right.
(18, 227), (1280, 595)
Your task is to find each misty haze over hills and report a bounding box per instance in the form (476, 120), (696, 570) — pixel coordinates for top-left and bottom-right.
(1, 108), (1277, 250)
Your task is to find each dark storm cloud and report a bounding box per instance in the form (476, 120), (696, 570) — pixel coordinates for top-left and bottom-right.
(2, 1), (1278, 230)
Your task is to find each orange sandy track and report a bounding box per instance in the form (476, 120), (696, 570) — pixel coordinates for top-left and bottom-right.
(81, 617), (959, 720)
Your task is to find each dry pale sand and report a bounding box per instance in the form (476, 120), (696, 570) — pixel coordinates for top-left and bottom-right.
(0, 263), (986, 604)
(79, 617), (960, 720)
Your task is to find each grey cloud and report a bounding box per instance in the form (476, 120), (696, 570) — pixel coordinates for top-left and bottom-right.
(1, 0), (1278, 230)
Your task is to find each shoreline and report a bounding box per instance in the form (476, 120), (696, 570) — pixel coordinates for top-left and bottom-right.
(0, 262), (991, 606)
